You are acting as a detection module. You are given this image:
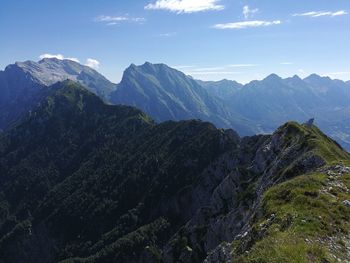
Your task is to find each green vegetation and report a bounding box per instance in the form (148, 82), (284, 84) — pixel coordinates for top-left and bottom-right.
(0, 80), (237, 262)
(1, 80), (350, 263)
(236, 171), (350, 262)
(276, 122), (350, 165)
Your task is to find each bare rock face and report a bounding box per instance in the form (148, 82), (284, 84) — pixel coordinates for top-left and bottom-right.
(163, 123), (327, 263)
(14, 58), (116, 99)
(203, 242), (234, 263)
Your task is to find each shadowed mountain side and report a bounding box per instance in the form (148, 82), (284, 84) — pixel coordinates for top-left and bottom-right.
(0, 80), (349, 263)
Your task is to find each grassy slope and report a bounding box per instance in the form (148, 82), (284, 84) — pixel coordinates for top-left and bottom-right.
(235, 122), (350, 263)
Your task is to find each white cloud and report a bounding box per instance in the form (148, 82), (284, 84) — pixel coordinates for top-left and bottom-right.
(145, 0), (224, 14)
(39, 54), (101, 70)
(172, 65), (195, 69)
(85, 58), (100, 70)
(281, 62), (293, 65)
(39, 54), (80, 63)
(213, 20), (281, 29)
(243, 5), (258, 19)
(293, 10), (347, 18)
(95, 15), (146, 25)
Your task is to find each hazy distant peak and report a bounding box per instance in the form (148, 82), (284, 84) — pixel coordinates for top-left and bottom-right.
(284, 74), (304, 85)
(305, 73), (322, 79)
(263, 73), (282, 82)
(291, 74), (302, 80)
(304, 73), (329, 82)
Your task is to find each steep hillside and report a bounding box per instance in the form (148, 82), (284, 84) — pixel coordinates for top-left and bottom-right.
(110, 62), (255, 135)
(0, 80), (349, 263)
(0, 63), (47, 130)
(196, 79), (243, 100)
(164, 122), (350, 263)
(0, 80), (238, 262)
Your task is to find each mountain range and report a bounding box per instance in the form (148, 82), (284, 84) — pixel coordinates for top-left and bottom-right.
(203, 73), (350, 150)
(1, 80), (350, 263)
(1, 58), (350, 151)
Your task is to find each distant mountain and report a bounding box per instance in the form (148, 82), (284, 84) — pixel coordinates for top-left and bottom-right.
(13, 58), (116, 99)
(0, 63), (47, 130)
(202, 73), (350, 150)
(1, 80), (350, 263)
(0, 58), (116, 130)
(196, 79), (243, 100)
(2, 59), (350, 150)
(110, 62), (255, 135)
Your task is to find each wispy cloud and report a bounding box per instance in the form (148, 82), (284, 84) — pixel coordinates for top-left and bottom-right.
(156, 32), (177, 37)
(322, 72), (350, 81)
(176, 64), (260, 77)
(243, 5), (258, 19)
(145, 0), (224, 14)
(293, 10), (347, 18)
(95, 15), (146, 26)
(228, 64), (259, 67)
(174, 64), (259, 72)
(85, 58), (100, 70)
(192, 67), (226, 71)
(281, 62), (293, 65)
(213, 20), (281, 29)
(186, 71), (242, 75)
(39, 54), (80, 63)
(324, 71), (350, 76)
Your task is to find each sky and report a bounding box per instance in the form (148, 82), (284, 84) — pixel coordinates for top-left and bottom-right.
(1, 0), (350, 84)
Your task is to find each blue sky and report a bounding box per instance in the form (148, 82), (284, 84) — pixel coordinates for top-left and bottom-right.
(1, 0), (349, 83)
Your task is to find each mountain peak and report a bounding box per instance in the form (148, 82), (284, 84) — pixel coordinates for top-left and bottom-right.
(306, 73), (321, 79)
(140, 61), (171, 71)
(39, 57), (60, 63)
(284, 74), (303, 84)
(304, 74), (334, 86)
(304, 73), (320, 80)
(125, 62), (181, 77)
(263, 73), (282, 81)
(291, 74), (302, 80)
(304, 73), (331, 81)
(142, 61), (154, 67)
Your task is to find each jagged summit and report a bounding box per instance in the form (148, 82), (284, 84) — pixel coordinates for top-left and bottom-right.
(126, 61), (184, 77)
